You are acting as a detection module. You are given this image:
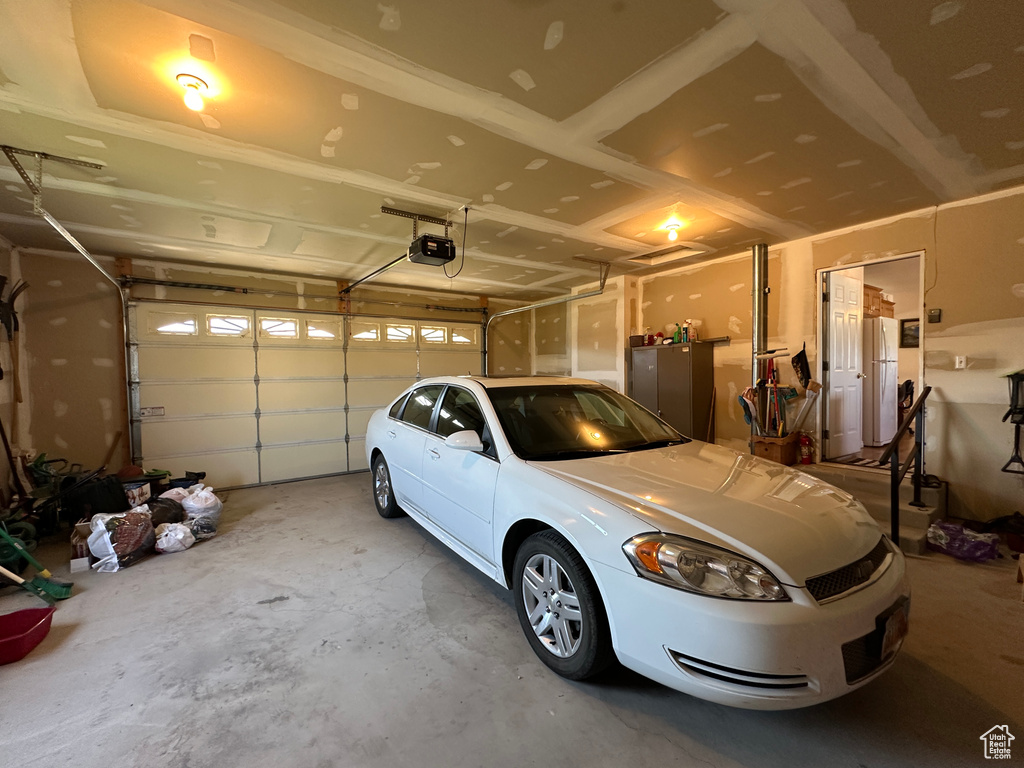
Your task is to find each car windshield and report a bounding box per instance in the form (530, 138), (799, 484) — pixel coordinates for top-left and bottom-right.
(486, 384), (686, 461)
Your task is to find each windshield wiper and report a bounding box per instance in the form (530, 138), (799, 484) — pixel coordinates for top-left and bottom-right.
(624, 437), (687, 452)
(527, 448), (627, 461)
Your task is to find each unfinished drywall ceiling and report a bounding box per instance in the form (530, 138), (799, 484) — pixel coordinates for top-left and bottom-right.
(0, 0), (1021, 298)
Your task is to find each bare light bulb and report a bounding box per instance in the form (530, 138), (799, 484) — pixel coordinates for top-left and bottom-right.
(177, 73), (209, 112)
(183, 86), (204, 111)
(667, 228), (679, 241)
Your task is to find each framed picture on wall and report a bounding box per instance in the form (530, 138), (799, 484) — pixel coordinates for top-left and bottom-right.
(900, 318), (920, 348)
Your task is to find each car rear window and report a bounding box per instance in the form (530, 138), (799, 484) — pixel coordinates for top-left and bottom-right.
(400, 385), (444, 430)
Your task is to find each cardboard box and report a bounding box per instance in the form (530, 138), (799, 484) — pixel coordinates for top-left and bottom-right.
(70, 527), (93, 572)
(752, 433), (799, 466)
(122, 480), (151, 509)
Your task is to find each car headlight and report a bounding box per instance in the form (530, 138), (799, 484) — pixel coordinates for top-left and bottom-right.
(623, 533), (789, 601)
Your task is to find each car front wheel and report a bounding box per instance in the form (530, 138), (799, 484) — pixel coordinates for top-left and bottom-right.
(513, 530), (613, 680)
(371, 455), (404, 519)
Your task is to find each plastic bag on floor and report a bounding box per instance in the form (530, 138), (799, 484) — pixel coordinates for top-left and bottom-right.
(147, 497), (186, 527)
(926, 521), (999, 563)
(181, 486), (223, 524)
(155, 522), (196, 553)
(188, 516), (218, 541)
(159, 487), (190, 504)
(88, 511), (156, 572)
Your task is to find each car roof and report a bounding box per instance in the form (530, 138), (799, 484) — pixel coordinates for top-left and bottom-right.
(416, 375), (602, 390)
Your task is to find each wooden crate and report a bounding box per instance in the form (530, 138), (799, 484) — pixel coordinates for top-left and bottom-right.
(751, 433), (799, 466)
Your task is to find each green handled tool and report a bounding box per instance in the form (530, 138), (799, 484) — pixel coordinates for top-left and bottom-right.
(0, 527), (54, 578)
(0, 563), (61, 604)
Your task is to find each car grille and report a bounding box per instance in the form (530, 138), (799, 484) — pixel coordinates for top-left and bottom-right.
(805, 537), (891, 603)
(841, 598), (907, 684)
(667, 649), (810, 691)
(841, 632), (886, 684)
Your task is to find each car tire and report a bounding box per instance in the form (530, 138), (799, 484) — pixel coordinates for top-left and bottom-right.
(513, 530), (613, 680)
(371, 455), (404, 519)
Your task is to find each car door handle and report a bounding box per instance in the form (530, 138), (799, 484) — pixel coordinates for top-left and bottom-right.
(428, 448), (440, 460)
(387, 430), (396, 439)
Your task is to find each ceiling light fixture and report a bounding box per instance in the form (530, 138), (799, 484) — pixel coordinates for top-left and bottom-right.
(176, 73), (209, 111)
(666, 224), (680, 241)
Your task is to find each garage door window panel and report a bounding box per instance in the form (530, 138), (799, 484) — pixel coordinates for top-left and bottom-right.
(259, 318), (298, 338)
(151, 312), (197, 336)
(420, 326), (447, 344)
(386, 324), (415, 343)
(451, 326), (477, 345)
(306, 319), (341, 340)
(350, 320), (380, 342)
(208, 315), (251, 337)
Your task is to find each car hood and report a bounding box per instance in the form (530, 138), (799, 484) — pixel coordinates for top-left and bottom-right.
(531, 441), (881, 585)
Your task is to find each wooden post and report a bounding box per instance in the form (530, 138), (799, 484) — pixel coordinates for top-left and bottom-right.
(337, 280), (350, 315)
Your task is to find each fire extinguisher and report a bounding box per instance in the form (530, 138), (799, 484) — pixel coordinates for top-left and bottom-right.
(799, 433), (813, 464)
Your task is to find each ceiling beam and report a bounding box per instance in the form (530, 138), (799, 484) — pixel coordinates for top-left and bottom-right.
(135, 0), (811, 241)
(718, 0), (982, 201)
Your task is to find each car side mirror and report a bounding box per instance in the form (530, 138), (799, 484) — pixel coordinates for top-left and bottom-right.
(445, 430), (484, 452)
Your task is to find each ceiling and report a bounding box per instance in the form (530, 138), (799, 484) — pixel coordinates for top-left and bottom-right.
(0, 0), (1021, 299)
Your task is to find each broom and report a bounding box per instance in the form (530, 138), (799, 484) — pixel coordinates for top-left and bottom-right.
(0, 563), (71, 602)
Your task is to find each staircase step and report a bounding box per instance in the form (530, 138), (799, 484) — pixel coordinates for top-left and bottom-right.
(893, 525), (929, 556)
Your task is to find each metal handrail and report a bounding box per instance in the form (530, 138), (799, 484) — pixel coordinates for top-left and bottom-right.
(877, 385), (932, 547)
(878, 385), (931, 465)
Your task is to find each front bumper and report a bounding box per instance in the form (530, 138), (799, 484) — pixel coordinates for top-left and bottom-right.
(591, 550), (910, 710)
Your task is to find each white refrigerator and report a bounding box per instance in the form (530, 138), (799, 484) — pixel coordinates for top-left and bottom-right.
(863, 317), (899, 446)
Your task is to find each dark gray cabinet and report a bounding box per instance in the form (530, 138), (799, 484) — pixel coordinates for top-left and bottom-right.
(630, 342), (715, 441)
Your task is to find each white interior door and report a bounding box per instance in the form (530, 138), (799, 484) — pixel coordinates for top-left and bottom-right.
(825, 271), (864, 458)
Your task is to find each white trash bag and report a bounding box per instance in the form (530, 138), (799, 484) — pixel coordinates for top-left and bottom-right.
(155, 522), (196, 554)
(181, 486), (223, 524)
(159, 487), (190, 503)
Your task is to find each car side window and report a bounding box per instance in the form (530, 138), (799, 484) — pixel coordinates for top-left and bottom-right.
(436, 387), (494, 457)
(388, 393), (409, 419)
(400, 385), (444, 430)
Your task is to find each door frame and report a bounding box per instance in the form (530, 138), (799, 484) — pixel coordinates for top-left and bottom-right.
(816, 250), (925, 466)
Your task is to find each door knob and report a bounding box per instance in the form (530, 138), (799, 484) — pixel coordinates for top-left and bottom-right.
(857, 373), (867, 379)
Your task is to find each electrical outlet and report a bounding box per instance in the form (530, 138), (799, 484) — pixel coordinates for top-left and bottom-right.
(955, 355), (967, 370)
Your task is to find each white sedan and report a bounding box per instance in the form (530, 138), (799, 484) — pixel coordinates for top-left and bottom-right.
(365, 376), (909, 710)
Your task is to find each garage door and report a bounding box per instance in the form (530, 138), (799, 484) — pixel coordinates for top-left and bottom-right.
(130, 301), (481, 486)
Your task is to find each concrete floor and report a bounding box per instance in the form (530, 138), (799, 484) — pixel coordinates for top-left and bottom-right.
(1, 474), (1022, 768)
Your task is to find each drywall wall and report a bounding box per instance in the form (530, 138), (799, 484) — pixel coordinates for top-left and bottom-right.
(533, 302), (569, 376)
(639, 252), (783, 449)
(633, 187), (1023, 519)
(919, 192), (1024, 520)
(487, 302), (531, 377)
(20, 251), (128, 474)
